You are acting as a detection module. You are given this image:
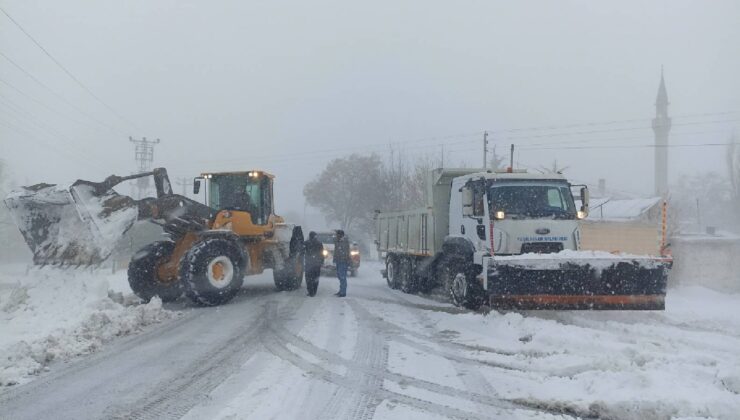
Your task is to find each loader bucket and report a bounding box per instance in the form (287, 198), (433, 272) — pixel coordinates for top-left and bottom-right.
(4, 182), (138, 266)
(488, 253), (671, 310)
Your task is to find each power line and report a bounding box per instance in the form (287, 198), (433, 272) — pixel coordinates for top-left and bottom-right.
(500, 118), (740, 142)
(0, 50), (127, 135)
(519, 142), (735, 151)
(0, 77), (93, 129)
(189, 134), (482, 166)
(0, 99), (108, 171)
(0, 116), (108, 172)
(0, 80), (121, 139)
(516, 129), (732, 148)
(0, 5), (141, 132)
(486, 110), (738, 135)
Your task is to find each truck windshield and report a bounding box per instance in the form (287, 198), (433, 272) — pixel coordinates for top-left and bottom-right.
(488, 183), (576, 219)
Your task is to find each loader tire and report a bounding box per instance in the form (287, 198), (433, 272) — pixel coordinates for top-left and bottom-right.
(386, 257), (399, 289)
(128, 241), (183, 303)
(399, 257), (418, 294)
(274, 253), (304, 291)
(439, 259), (484, 310)
(181, 238), (246, 306)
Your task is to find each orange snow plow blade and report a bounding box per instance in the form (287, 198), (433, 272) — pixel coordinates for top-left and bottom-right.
(488, 252), (671, 310)
(491, 294), (665, 310)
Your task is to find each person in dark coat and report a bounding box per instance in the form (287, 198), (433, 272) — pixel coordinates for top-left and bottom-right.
(333, 229), (350, 297)
(303, 231), (324, 297)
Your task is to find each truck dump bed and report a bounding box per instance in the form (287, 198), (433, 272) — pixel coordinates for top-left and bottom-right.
(376, 208), (435, 257)
(376, 168), (481, 257)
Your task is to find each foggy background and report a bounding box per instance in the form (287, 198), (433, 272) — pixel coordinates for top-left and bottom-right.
(1, 0), (738, 230)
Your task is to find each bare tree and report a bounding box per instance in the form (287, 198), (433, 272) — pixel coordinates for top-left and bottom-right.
(303, 154), (385, 233)
(489, 145), (507, 171)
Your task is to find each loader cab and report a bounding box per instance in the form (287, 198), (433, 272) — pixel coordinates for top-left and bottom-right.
(195, 171), (274, 227)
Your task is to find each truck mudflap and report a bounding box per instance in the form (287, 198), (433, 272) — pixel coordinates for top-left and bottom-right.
(487, 251), (671, 310)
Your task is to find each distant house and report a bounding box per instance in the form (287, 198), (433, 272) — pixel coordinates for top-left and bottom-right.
(577, 197), (665, 255)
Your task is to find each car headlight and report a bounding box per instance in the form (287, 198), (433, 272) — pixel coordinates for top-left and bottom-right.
(350, 250), (359, 256)
(322, 249), (329, 256)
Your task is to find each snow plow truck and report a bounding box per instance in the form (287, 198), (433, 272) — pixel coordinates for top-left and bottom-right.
(4, 168), (305, 306)
(375, 168), (671, 310)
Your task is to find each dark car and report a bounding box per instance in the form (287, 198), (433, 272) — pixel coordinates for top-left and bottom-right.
(316, 231), (361, 276)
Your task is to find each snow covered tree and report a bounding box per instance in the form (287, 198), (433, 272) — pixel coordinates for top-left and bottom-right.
(489, 145), (507, 171)
(381, 147), (431, 211)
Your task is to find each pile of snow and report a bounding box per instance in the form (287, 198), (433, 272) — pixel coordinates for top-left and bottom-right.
(0, 265), (176, 387)
(406, 286), (740, 419)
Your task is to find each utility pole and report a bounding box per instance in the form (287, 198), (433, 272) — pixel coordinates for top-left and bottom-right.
(440, 144), (445, 168)
(483, 131), (489, 169)
(509, 144), (514, 170)
(128, 136), (160, 199)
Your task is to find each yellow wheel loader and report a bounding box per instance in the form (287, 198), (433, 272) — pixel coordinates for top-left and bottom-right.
(3, 168), (304, 306)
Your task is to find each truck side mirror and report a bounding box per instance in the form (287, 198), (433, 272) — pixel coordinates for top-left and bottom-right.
(193, 179), (201, 195)
(461, 187), (473, 216)
(580, 187), (589, 214)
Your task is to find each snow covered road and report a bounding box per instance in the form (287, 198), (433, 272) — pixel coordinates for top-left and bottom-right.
(1, 262), (739, 419)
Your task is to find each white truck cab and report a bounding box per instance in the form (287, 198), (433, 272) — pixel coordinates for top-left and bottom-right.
(451, 171), (589, 261)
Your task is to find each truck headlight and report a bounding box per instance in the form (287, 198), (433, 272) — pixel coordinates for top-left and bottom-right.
(577, 210), (587, 220)
(494, 211), (505, 220)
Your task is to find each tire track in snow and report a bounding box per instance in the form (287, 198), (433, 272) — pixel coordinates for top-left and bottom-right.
(264, 301), (563, 419)
(301, 298), (385, 420)
(261, 323), (507, 420)
(351, 299), (508, 417)
(106, 293), (313, 420)
(347, 299), (593, 419)
(365, 297), (502, 417)
(349, 300), (529, 373)
(104, 308), (266, 420)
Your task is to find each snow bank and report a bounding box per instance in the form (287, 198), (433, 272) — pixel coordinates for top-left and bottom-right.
(418, 286), (740, 419)
(0, 265), (176, 387)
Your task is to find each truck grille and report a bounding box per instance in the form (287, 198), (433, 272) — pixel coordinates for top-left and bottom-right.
(521, 242), (563, 254)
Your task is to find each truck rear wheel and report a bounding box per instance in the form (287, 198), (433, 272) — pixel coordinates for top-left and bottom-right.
(399, 257), (418, 294)
(439, 259), (484, 310)
(386, 257), (399, 289)
(128, 241), (183, 303)
(181, 238), (245, 306)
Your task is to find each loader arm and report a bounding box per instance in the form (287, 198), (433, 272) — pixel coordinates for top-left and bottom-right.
(4, 167), (214, 266)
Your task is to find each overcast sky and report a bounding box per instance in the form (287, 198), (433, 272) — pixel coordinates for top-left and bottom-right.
(1, 0), (738, 215)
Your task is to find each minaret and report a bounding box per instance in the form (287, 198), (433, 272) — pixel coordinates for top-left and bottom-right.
(652, 67), (671, 197)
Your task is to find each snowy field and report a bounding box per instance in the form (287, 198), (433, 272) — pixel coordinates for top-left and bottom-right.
(0, 261), (739, 419)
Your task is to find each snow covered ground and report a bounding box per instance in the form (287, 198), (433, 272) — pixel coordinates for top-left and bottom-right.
(0, 264), (176, 387)
(0, 261), (739, 419)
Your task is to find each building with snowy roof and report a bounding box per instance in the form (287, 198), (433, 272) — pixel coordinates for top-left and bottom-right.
(576, 197), (665, 256)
